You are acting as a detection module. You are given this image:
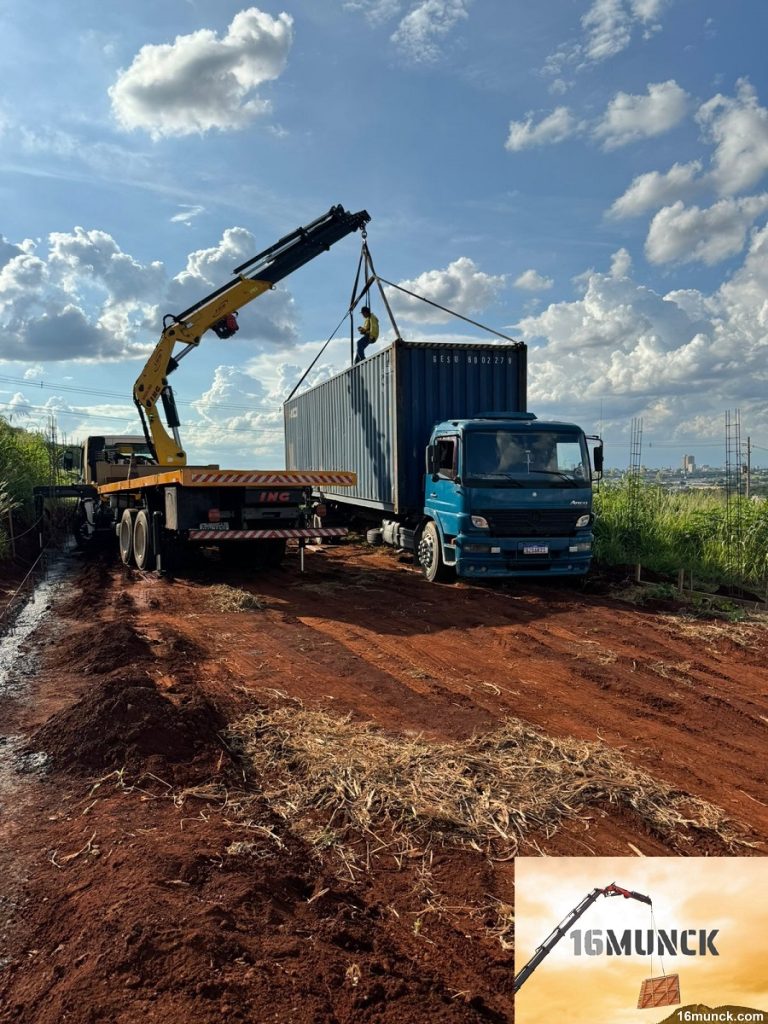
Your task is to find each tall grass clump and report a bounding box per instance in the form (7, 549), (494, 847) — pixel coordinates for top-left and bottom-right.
(594, 479), (768, 589)
(0, 416), (52, 560)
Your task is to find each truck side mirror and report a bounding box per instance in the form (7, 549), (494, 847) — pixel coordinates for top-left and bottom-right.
(62, 452), (74, 471)
(593, 444), (604, 478)
(426, 444), (438, 478)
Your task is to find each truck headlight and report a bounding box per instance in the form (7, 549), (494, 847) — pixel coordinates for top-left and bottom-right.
(575, 514), (591, 528)
(471, 515), (489, 528)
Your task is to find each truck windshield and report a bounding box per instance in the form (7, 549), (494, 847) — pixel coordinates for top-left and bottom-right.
(465, 430), (590, 487)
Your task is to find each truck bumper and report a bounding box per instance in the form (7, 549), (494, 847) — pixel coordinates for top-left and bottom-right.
(454, 535), (592, 578)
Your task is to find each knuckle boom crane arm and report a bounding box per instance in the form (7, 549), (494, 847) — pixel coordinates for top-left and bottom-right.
(134, 204), (371, 467)
(514, 882), (652, 993)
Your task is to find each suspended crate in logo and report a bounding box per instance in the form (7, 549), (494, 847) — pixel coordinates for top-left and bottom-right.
(637, 974), (681, 1009)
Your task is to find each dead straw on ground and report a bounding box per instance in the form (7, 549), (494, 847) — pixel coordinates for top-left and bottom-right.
(207, 585), (266, 613)
(228, 704), (753, 859)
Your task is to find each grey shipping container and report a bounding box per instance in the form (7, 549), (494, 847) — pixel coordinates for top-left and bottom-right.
(284, 339), (527, 515)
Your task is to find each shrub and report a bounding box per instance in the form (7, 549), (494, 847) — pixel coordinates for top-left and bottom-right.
(0, 416), (54, 560)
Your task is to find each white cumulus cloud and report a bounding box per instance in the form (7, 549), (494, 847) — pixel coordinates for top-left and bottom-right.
(609, 248), (632, 278)
(507, 80), (686, 156)
(541, 0), (671, 80)
(168, 228), (300, 347)
(109, 8), (293, 138)
(645, 195), (768, 265)
(345, 0), (471, 61)
(582, 0), (668, 61)
(697, 78), (768, 196)
(514, 269), (554, 292)
(582, 0), (633, 61)
(389, 256), (505, 323)
(513, 236), (768, 444)
(506, 107), (578, 151)
(0, 222), (302, 363)
(609, 161), (702, 218)
(391, 0), (472, 62)
(594, 80), (689, 149)
(0, 235), (24, 270)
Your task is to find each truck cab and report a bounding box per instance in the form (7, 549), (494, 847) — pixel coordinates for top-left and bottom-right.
(422, 412), (602, 581)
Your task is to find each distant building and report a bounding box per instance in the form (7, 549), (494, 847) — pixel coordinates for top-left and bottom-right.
(682, 454), (696, 474)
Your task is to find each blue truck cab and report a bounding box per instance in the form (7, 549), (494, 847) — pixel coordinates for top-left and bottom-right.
(421, 413), (602, 582)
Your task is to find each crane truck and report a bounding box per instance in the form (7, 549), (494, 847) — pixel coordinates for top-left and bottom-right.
(35, 204), (370, 571)
(514, 882), (652, 993)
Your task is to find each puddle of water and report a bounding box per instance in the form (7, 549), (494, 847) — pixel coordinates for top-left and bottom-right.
(0, 553), (74, 696)
(0, 734), (49, 789)
(0, 733), (48, 973)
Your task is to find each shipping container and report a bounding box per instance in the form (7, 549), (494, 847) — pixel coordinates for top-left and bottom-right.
(284, 339), (527, 515)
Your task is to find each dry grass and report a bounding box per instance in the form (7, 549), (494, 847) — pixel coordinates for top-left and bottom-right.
(656, 614), (766, 649)
(207, 585), (266, 613)
(229, 703), (753, 859)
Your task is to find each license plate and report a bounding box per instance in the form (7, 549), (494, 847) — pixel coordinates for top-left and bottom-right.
(523, 544), (548, 555)
(197, 522), (230, 531)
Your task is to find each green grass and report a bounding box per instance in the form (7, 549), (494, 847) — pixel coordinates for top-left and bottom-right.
(0, 416), (57, 561)
(593, 481), (768, 590)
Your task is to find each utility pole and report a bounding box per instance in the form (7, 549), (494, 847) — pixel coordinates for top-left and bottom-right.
(744, 436), (751, 499)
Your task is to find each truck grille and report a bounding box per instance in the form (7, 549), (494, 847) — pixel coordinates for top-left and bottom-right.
(476, 509), (581, 537)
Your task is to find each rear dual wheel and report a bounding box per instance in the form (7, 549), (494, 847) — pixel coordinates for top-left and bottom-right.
(132, 510), (155, 570)
(118, 508), (155, 569)
(118, 509), (137, 566)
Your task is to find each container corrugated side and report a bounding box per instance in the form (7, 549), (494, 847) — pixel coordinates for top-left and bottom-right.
(285, 340), (527, 514)
(285, 344), (397, 510)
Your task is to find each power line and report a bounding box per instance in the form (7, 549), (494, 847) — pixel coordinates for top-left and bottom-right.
(0, 400), (285, 438)
(0, 373), (277, 416)
(4, 376), (766, 451)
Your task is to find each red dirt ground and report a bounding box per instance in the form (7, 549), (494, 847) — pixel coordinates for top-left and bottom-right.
(1, 543), (768, 1023)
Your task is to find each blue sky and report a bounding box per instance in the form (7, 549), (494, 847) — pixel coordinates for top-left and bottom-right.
(2, 0), (767, 469)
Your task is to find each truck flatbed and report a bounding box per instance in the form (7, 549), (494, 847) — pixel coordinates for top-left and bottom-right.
(96, 469), (357, 495)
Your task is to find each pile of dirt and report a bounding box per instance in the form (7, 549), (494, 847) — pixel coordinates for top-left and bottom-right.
(51, 620), (154, 675)
(30, 676), (224, 774)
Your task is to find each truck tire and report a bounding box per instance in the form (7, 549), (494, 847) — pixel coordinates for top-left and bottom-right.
(417, 521), (452, 583)
(133, 509), (155, 570)
(73, 503), (91, 548)
(118, 509), (138, 566)
(366, 528), (383, 546)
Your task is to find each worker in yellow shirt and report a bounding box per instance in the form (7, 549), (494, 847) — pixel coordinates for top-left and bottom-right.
(354, 305), (380, 363)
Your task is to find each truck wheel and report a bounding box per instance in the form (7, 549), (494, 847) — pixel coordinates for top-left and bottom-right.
(73, 503), (91, 548)
(118, 509), (138, 566)
(366, 528), (383, 546)
(133, 509), (155, 570)
(417, 521), (451, 583)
